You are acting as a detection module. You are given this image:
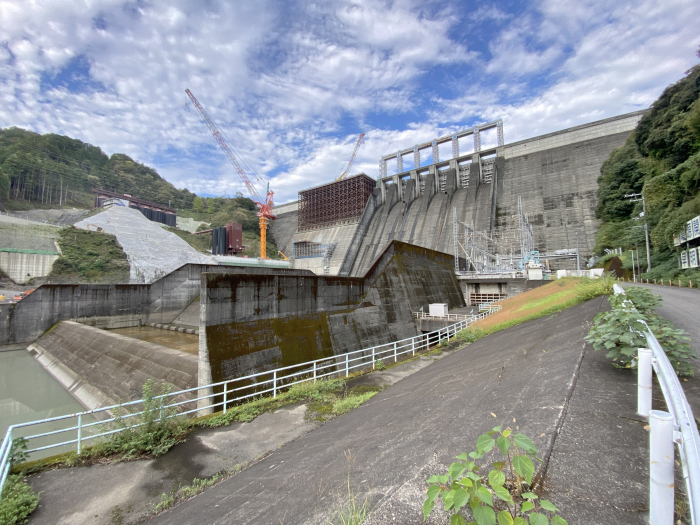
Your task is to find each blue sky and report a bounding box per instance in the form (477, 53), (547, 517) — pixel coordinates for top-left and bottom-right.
(0, 0), (699, 204)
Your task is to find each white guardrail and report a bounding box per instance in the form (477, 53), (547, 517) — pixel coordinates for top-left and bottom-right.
(614, 284), (700, 524)
(0, 304), (502, 499)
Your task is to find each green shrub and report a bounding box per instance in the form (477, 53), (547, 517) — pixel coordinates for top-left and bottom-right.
(0, 475), (39, 525)
(575, 275), (615, 302)
(423, 426), (567, 525)
(101, 380), (188, 459)
(585, 288), (694, 376)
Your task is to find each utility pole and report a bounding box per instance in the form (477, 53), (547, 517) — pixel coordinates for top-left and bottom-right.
(575, 232), (580, 273)
(625, 193), (652, 272)
(630, 250), (636, 282)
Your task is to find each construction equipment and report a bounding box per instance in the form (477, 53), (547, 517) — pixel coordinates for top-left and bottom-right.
(336, 133), (365, 181)
(185, 89), (276, 259)
(278, 251), (288, 261)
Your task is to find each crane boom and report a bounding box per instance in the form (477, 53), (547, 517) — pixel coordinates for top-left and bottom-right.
(185, 88), (275, 258)
(337, 133), (365, 181)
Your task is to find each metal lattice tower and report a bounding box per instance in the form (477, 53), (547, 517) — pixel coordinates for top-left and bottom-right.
(453, 195), (535, 275)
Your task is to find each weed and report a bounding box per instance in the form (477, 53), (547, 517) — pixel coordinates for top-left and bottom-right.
(100, 380), (189, 459)
(327, 450), (370, 525)
(374, 359), (387, 371)
(586, 287), (694, 376)
(0, 475), (39, 525)
(423, 426), (567, 525)
(332, 392), (377, 415)
(154, 492), (174, 513)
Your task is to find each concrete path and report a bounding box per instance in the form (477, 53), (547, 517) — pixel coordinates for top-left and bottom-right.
(143, 297), (650, 524)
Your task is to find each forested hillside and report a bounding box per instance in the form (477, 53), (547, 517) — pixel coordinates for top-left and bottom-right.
(0, 127), (197, 211)
(0, 126), (279, 258)
(595, 62), (700, 281)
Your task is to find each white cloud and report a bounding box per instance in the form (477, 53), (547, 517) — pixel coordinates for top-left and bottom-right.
(0, 0), (698, 206)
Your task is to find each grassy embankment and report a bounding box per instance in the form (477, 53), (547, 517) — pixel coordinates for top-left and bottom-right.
(455, 277), (613, 344)
(49, 226), (130, 283)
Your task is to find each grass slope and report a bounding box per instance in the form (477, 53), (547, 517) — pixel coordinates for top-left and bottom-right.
(49, 226), (130, 283)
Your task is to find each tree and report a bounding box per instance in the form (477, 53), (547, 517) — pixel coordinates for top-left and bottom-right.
(192, 196), (204, 212)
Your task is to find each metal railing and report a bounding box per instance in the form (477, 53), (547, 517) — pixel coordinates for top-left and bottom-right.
(614, 284), (700, 524)
(0, 304), (502, 499)
(412, 304), (501, 322)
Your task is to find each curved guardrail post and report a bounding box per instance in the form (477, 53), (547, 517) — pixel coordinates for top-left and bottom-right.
(649, 410), (675, 525)
(638, 348), (652, 418)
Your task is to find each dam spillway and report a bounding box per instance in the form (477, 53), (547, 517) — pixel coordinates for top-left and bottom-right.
(270, 111), (645, 276)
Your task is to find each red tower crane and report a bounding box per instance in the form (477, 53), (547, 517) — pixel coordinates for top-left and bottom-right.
(336, 133), (365, 181)
(185, 89), (275, 259)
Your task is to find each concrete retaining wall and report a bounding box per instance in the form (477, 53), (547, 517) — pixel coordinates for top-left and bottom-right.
(0, 251), (60, 284)
(199, 241), (465, 385)
(0, 263), (315, 345)
(28, 321), (198, 411)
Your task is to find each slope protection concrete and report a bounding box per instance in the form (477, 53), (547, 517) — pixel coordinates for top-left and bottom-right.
(28, 321), (197, 411)
(75, 206), (213, 284)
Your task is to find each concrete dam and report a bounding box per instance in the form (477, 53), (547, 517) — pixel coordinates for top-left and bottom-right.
(270, 111), (645, 277)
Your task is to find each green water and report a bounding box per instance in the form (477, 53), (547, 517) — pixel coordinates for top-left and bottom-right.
(0, 349), (94, 458)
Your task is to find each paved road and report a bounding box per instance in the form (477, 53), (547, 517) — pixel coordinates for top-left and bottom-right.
(151, 297), (650, 524)
(622, 283), (700, 414)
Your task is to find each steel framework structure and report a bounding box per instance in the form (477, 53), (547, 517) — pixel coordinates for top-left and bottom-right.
(453, 196), (535, 275)
(298, 173), (375, 231)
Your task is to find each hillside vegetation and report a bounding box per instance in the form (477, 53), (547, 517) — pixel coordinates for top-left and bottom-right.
(49, 227), (130, 283)
(0, 127), (279, 259)
(595, 63), (700, 281)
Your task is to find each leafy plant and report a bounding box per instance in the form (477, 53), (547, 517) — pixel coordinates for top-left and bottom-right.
(585, 288), (694, 376)
(102, 380), (188, 459)
(574, 275), (615, 302)
(0, 475), (39, 525)
(9, 438), (29, 470)
(423, 426), (567, 525)
(374, 359), (387, 371)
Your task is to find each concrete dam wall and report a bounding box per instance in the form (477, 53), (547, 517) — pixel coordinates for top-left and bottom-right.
(0, 263), (314, 345)
(270, 111), (645, 276)
(198, 241), (464, 387)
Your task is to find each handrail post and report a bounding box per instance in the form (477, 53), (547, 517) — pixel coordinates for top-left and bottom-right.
(346, 354), (349, 377)
(649, 410), (675, 525)
(394, 341), (397, 363)
(223, 382), (228, 414)
(372, 347), (375, 369)
(638, 348), (652, 418)
(273, 371), (277, 398)
(313, 361), (317, 382)
(77, 413), (82, 455)
(412, 338), (415, 356)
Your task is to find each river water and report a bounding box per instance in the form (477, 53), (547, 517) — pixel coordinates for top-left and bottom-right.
(0, 349), (94, 458)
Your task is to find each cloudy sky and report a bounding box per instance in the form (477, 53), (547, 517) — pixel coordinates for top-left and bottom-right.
(1, 0), (699, 204)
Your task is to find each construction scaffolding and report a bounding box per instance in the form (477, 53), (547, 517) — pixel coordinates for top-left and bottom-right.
(453, 196), (535, 276)
(298, 174), (376, 231)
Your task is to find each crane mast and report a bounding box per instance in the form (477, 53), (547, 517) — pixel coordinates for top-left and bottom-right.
(336, 133), (365, 181)
(185, 88), (275, 258)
